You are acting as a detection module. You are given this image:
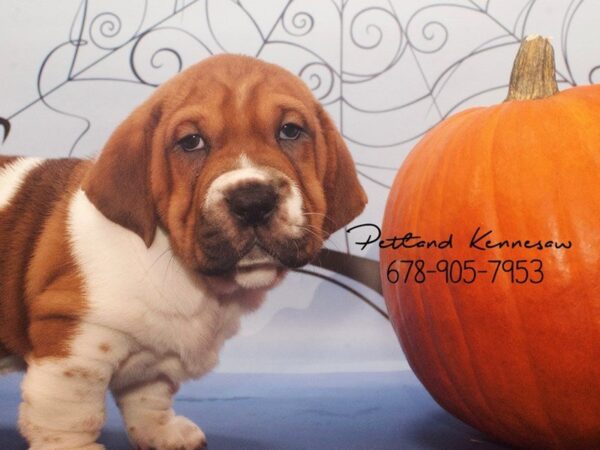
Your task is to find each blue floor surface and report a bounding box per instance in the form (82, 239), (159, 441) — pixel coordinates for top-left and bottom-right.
(0, 371), (510, 450)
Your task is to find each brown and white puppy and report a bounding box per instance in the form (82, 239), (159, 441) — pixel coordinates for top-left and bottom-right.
(0, 55), (367, 450)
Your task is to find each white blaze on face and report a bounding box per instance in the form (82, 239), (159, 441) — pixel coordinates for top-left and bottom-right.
(203, 164), (268, 210)
(283, 182), (304, 237)
(202, 154), (305, 289)
(0, 158), (43, 210)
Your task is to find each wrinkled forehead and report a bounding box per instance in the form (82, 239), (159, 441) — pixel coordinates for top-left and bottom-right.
(159, 57), (316, 123)
(150, 57), (321, 175)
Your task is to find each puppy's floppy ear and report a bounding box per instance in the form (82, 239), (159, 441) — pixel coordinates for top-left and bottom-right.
(82, 103), (160, 248)
(317, 105), (368, 238)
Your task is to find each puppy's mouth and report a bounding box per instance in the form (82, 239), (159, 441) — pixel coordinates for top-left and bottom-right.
(236, 245), (280, 270)
(196, 223), (314, 270)
(232, 245), (286, 289)
(193, 241), (289, 289)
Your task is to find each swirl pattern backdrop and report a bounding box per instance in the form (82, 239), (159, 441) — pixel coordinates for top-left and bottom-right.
(1, 0), (599, 373)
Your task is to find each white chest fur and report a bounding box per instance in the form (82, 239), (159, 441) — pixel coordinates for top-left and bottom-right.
(67, 190), (250, 383)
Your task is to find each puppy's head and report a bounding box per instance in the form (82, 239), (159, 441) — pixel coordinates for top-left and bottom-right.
(83, 55), (366, 290)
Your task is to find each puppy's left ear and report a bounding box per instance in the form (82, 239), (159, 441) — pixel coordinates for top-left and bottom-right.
(82, 103), (160, 247)
(317, 105), (368, 238)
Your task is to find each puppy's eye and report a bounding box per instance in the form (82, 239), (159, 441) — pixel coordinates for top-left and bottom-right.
(178, 134), (205, 152)
(279, 123), (303, 140)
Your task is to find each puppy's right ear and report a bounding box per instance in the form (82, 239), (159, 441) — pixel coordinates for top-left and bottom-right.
(82, 104), (161, 247)
(316, 105), (367, 238)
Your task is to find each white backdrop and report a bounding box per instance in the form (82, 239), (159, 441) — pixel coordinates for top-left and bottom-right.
(1, 0), (599, 373)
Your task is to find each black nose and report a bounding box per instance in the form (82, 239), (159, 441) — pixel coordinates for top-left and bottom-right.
(226, 182), (278, 226)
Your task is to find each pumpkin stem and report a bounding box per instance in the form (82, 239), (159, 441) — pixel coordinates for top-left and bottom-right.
(505, 35), (559, 101)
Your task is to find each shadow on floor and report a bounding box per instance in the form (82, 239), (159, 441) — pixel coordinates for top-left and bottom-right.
(403, 410), (511, 450)
(0, 427), (26, 450)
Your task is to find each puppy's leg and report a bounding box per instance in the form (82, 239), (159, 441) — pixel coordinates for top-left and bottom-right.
(19, 356), (111, 450)
(19, 323), (129, 449)
(113, 378), (206, 450)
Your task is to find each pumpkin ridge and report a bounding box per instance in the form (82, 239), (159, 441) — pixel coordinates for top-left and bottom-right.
(483, 105), (545, 441)
(384, 116), (486, 425)
(434, 108), (501, 430)
(426, 108), (512, 430)
(427, 155), (490, 429)
(544, 98), (600, 442)
(490, 102), (568, 447)
(467, 106), (538, 437)
(459, 104), (556, 442)
(403, 142), (462, 400)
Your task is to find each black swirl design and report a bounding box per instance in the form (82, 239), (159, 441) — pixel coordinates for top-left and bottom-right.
(5, 0), (597, 152)
(590, 65), (600, 84)
(282, 9), (314, 36)
(130, 27), (212, 86)
(89, 12), (123, 49)
(89, 1), (147, 50)
(405, 6), (449, 54)
(0, 117), (10, 143)
(299, 62), (336, 101)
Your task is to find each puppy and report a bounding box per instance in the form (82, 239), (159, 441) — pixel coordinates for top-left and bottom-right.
(0, 54), (367, 449)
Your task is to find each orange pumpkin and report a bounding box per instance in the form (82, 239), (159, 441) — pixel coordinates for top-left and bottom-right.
(381, 36), (600, 449)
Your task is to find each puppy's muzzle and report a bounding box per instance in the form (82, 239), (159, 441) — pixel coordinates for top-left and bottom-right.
(226, 182), (278, 226)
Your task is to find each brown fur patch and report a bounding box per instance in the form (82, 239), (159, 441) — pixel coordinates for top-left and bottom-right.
(0, 341), (12, 359)
(82, 104), (161, 248)
(98, 342), (111, 353)
(0, 158), (91, 359)
(0, 156), (18, 170)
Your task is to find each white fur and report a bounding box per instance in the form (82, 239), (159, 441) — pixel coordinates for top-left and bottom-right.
(20, 190), (252, 449)
(236, 248), (276, 268)
(0, 157), (42, 210)
(20, 335), (115, 449)
(283, 182), (305, 237)
(234, 267), (278, 289)
(67, 189), (245, 380)
(115, 379), (206, 449)
(234, 247), (278, 288)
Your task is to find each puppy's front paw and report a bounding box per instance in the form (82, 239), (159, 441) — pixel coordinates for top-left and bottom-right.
(129, 415), (206, 450)
(30, 443), (105, 450)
